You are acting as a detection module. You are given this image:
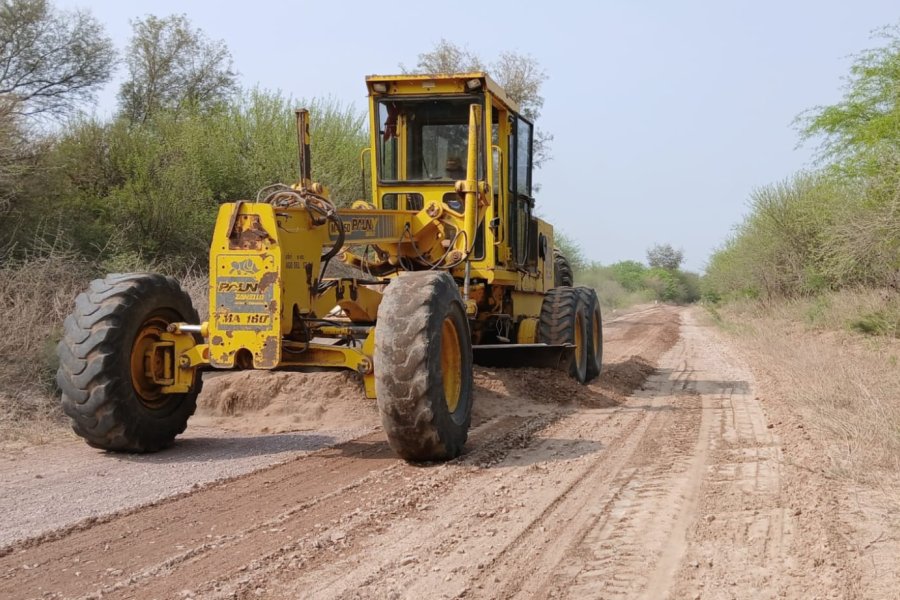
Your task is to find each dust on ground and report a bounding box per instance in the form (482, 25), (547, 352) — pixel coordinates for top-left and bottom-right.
(193, 370), (378, 434)
(12, 305), (895, 599)
(195, 323), (674, 436)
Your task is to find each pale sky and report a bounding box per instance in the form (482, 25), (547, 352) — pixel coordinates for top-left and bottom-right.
(59, 0), (899, 271)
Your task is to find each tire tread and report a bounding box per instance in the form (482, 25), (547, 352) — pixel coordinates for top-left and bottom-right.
(57, 273), (201, 452)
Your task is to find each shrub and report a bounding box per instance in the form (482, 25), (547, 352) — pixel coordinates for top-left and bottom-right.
(8, 90), (367, 269)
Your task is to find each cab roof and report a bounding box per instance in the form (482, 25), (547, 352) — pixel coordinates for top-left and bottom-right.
(365, 72), (521, 115)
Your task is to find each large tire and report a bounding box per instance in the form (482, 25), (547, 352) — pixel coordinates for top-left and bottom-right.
(375, 271), (473, 462)
(553, 248), (574, 288)
(57, 273), (202, 452)
(539, 287), (589, 383)
(576, 286), (603, 381)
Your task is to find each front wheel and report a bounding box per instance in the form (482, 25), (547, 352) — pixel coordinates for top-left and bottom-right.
(57, 273), (202, 452)
(374, 271), (473, 462)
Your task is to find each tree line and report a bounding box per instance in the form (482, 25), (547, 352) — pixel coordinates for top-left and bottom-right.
(557, 236), (700, 307)
(0, 2), (371, 270)
(704, 23), (900, 304)
(0, 1), (552, 272)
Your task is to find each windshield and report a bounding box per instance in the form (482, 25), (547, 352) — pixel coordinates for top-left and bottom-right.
(377, 97), (483, 183)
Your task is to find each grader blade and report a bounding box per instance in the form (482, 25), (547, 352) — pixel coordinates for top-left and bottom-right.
(472, 343), (575, 370)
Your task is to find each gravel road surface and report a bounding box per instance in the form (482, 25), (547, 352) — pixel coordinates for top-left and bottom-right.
(0, 305), (886, 599)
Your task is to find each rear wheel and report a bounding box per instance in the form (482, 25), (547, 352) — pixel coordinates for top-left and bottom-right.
(375, 271), (473, 461)
(553, 248), (574, 287)
(576, 286), (603, 381)
(57, 273), (201, 452)
(539, 287), (589, 383)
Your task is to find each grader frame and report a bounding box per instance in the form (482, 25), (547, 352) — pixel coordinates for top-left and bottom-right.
(57, 73), (603, 461)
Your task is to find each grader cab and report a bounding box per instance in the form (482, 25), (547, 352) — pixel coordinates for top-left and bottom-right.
(57, 73), (603, 462)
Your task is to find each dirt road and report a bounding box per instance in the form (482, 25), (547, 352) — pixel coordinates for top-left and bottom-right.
(0, 306), (875, 598)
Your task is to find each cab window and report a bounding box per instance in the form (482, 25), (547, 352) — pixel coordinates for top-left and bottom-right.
(377, 98), (484, 183)
(516, 117), (532, 197)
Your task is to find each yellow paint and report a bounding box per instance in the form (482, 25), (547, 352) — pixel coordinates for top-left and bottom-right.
(575, 312), (585, 364)
(517, 318), (539, 344)
(440, 317), (462, 413)
(161, 72), (568, 402)
(130, 317), (170, 403)
(510, 291), (545, 319)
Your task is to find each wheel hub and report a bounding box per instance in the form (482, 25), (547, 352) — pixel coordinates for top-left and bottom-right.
(129, 317), (170, 407)
(440, 317), (462, 413)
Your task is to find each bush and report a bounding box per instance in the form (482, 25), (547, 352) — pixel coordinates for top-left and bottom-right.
(5, 90), (367, 269)
(0, 241), (214, 443)
(849, 309), (900, 338)
(0, 244), (97, 431)
(705, 168), (899, 301)
(572, 258), (699, 309)
(609, 260), (646, 293)
(707, 25), (900, 303)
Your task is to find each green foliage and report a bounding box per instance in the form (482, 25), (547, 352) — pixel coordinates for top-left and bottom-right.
(558, 237), (699, 309)
(554, 231), (586, 273)
(705, 162), (899, 301)
(609, 260), (646, 292)
(849, 309), (900, 338)
(646, 243), (684, 271)
(0, 99), (32, 216)
(800, 23), (900, 172)
(642, 267), (699, 303)
(119, 14), (237, 123)
(709, 22), (900, 304)
(576, 263), (652, 310)
(6, 89), (367, 269)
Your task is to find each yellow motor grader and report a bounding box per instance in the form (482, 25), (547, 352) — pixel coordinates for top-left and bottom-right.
(57, 73), (602, 461)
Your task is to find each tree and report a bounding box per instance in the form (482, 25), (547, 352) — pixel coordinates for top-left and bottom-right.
(491, 51), (546, 123)
(0, 0), (115, 119)
(800, 22), (900, 171)
(0, 97), (29, 216)
(405, 40), (552, 166)
(609, 260), (647, 292)
(119, 14), (237, 123)
(410, 39), (484, 73)
(555, 231), (586, 273)
(646, 243), (684, 271)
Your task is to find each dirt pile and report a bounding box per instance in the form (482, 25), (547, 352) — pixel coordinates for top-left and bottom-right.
(593, 356), (657, 398)
(194, 307), (680, 436)
(194, 370), (377, 434)
(195, 364), (629, 435)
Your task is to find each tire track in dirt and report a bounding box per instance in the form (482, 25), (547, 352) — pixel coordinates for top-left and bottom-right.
(666, 312), (794, 599)
(231, 306), (806, 600)
(0, 306), (679, 600)
(531, 310), (796, 599)
(665, 311), (864, 599)
(466, 317), (710, 599)
(0, 413), (548, 599)
(204, 307), (681, 599)
(0, 432), (397, 597)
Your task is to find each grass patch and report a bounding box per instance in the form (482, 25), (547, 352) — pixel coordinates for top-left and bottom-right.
(712, 291), (900, 490)
(0, 247), (95, 444)
(0, 248), (210, 446)
(716, 288), (900, 338)
(849, 309), (900, 338)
